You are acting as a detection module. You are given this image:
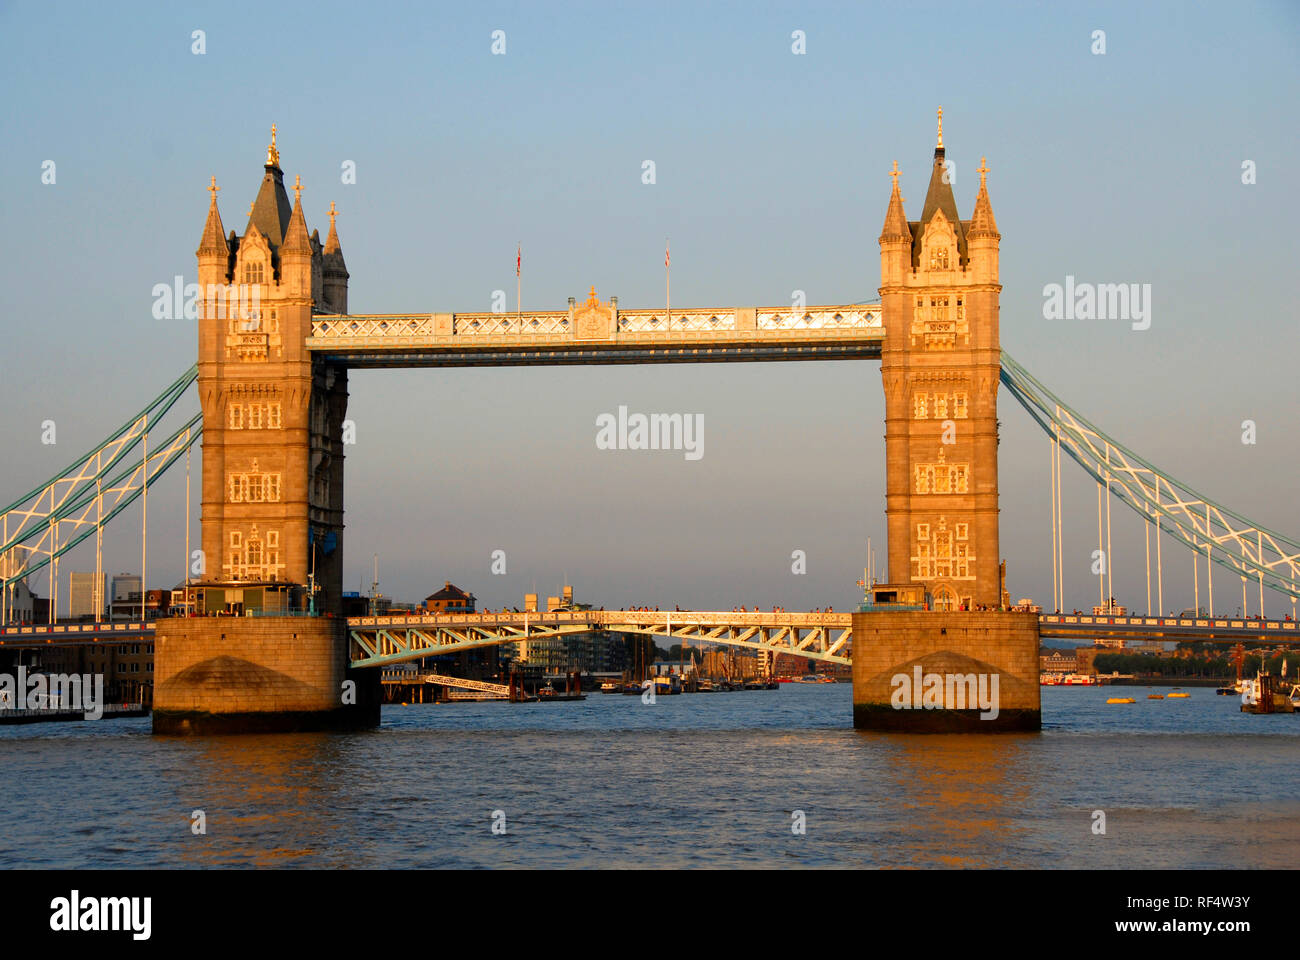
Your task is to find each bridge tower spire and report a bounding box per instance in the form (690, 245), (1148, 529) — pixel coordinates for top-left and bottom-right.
(879, 118), (1004, 610)
(193, 128), (350, 616)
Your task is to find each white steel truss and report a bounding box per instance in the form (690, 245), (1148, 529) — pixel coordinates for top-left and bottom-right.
(1001, 351), (1300, 602)
(0, 366), (201, 621)
(348, 610), (853, 668)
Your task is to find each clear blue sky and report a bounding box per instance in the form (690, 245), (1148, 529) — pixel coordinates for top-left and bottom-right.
(1, 0), (1297, 615)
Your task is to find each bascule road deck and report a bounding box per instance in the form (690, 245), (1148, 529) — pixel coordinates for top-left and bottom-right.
(305, 301), (884, 367)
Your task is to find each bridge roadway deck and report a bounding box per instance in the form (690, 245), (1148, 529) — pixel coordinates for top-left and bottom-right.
(305, 304), (884, 367)
(2, 612), (1296, 659)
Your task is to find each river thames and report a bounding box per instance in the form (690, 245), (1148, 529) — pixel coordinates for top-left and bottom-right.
(2, 685), (1297, 869)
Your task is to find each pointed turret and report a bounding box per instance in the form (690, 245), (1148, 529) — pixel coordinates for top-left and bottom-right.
(279, 174), (312, 298)
(197, 177), (231, 295)
(282, 188), (312, 255)
(968, 156), (999, 238)
(197, 176), (229, 257)
(879, 161), (911, 242)
(879, 160), (913, 288)
(966, 156), (1000, 284)
(321, 201), (350, 313)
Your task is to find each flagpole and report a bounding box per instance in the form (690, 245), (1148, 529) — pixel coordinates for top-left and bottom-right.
(516, 243), (521, 325)
(665, 239), (670, 332)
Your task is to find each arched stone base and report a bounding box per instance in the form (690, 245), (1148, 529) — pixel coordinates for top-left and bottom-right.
(151, 616), (379, 735)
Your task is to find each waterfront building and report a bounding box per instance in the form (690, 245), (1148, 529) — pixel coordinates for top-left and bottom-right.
(1039, 648), (1076, 674)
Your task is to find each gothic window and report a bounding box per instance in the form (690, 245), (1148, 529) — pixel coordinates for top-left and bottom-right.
(914, 393), (928, 419)
(228, 470), (281, 504)
(917, 523), (930, 541)
(245, 537), (262, 568)
(230, 532), (242, 550)
(914, 460), (969, 494)
(934, 531), (953, 578)
(243, 261), (264, 285)
(934, 394), (948, 419)
(268, 403), (282, 429)
(956, 523), (969, 540)
(956, 297), (965, 321)
(929, 246), (949, 270)
(954, 393), (968, 419)
(229, 404), (243, 429)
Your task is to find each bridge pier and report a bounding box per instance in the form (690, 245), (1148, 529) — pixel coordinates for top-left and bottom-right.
(151, 616), (379, 735)
(851, 611), (1040, 732)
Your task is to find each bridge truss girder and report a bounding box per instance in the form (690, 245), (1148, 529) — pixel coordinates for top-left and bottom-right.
(1000, 351), (1300, 603)
(348, 613), (853, 669)
(602, 620), (851, 665)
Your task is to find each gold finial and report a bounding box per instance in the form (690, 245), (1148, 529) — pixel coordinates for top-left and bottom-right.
(248, 201), (255, 216)
(588, 285), (597, 303)
(293, 174), (302, 202)
(328, 201), (338, 227)
(207, 176), (219, 201)
(888, 160), (901, 188)
(937, 107), (943, 148)
(266, 123), (280, 166)
(977, 156), (989, 189)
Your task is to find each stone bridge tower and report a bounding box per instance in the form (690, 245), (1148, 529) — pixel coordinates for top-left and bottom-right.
(879, 113), (1003, 609)
(194, 127), (350, 614)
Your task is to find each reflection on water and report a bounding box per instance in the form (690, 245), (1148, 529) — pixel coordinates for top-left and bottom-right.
(1, 685), (1297, 868)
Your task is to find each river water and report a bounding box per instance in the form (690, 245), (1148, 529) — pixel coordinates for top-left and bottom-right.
(1, 685), (1296, 868)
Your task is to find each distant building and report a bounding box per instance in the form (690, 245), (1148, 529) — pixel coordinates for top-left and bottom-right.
(1, 547), (35, 623)
(112, 573), (141, 604)
(772, 652), (813, 676)
(513, 630), (627, 674)
(701, 648), (761, 680)
(110, 573), (142, 618)
(3, 581), (35, 624)
(422, 582), (475, 613)
(1039, 648), (1076, 674)
(69, 572), (107, 620)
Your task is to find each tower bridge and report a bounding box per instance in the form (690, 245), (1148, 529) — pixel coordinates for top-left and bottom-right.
(2, 116), (1296, 733)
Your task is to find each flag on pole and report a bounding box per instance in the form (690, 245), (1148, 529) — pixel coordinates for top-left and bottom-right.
(517, 245), (521, 277)
(665, 240), (670, 268)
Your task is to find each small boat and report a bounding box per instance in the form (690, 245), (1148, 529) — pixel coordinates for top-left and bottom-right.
(1106, 697), (1136, 704)
(1167, 692), (1190, 699)
(1148, 694), (1164, 700)
(536, 683), (586, 703)
(600, 681), (619, 693)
